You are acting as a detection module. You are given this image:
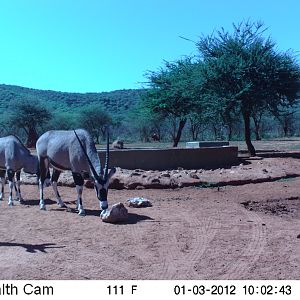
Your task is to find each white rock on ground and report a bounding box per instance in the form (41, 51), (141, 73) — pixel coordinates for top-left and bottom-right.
(127, 197), (152, 208)
(100, 202), (128, 223)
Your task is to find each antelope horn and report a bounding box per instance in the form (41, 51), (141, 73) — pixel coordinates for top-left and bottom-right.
(73, 130), (99, 181)
(104, 127), (110, 179)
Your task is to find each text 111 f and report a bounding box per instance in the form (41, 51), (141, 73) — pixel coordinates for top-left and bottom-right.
(107, 285), (138, 295)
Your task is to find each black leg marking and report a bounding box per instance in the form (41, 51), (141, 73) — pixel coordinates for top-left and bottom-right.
(72, 172), (84, 186)
(15, 171), (23, 203)
(7, 169), (15, 200)
(51, 169), (61, 198)
(38, 157), (49, 210)
(16, 171), (21, 181)
(16, 171), (21, 193)
(14, 181), (18, 193)
(39, 157), (48, 186)
(7, 169), (14, 182)
(51, 169), (61, 182)
(0, 170), (5, 196)
(74, 184), (85, 215)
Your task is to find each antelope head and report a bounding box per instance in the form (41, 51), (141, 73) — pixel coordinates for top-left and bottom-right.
(74, 129), (116, 211)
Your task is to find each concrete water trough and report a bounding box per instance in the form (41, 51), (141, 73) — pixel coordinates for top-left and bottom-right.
(186, 141), (229, 148)
(99, 146), (238, 170)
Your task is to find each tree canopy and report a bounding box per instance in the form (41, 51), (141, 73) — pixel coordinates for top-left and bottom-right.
(77, 104), (113, 143)
(196, 21), (300, 155)
(143, 58), (204, 146)
(7, 99), (52, 147)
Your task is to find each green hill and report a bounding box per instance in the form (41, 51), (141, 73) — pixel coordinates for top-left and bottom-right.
(0, 84), (144, 115)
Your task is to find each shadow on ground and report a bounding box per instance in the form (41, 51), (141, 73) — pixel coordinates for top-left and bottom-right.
(0, 242), (65, 253)
(21, 198), (56, 206)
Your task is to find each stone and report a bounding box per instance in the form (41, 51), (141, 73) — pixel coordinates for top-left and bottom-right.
(130, 172), (141, 177)
(100, 202), (128, 223)
(85, 179), (94, 188)
(112, 139), (124, 149)
(127, 197), (152, 208)
(135, 185), (145, 190)
(151, 178), (160, 183)
(109, 178), (125, 189)
(161, 173), (171, 177)
(189, 172), (199, 179)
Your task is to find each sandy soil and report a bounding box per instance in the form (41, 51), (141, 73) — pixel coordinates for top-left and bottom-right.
(0, 157), (299, 280)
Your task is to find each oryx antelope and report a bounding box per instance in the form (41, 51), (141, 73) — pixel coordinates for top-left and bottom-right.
(36, 129), (116, 216)
(0, 135), (39, 206)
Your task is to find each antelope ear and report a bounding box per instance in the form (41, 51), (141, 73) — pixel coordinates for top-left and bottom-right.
(107, 167), (116, 181)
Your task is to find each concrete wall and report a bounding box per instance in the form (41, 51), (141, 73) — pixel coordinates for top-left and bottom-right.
(99, 146), (238, 170)
(186, 141), (229, 148)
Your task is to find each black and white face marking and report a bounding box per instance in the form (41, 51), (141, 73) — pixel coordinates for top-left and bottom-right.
(94, 181), (109, 210)
(94, 167), (116, 210)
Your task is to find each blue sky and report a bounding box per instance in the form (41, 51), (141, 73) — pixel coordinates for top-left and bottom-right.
(0, 0), (299, 93)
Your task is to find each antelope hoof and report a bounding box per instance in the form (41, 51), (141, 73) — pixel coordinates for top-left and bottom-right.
(19, 199), (25, 205)
(58, 202), (67, 208)
(100, 209), (107, 218)
(78, 209), (86, 216)
(40, 204), (46, 210)
(8, 201), (13, 207)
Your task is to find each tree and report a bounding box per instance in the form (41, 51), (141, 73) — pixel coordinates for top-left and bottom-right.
(188, 111), (209, 141)
(128, 105), (166, 142)
(77, 104), (112, 143)
(0, 113), (12, 136)
(47, 112), (76, 131)
(144, 58), (201, 147)
(7, 99), (52, 147)
(252, 109), (265, 140)
(197, 21), (300, 155)
(274, 109), (296, 137)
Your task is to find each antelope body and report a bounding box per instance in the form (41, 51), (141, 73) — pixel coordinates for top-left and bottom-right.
(0, 135), (39, 206)
(36, 129), (116, 215)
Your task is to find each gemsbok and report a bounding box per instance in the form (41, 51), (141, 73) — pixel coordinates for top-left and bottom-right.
(0, 135), (39, 206)
(36, 129), (116, 216)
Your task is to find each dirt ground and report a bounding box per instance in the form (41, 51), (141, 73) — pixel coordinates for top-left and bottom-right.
(0, 156), (299, 280)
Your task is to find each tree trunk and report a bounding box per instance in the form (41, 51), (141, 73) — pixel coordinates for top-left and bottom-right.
(189, 118), (200, 141)
(283, 119), (289, 137)
(243, 111), (256, 156)
(212, 125), (218, 140)
(140, 127), (150, 142)
(252, 116), (261, 140)
(26, 127), (38, 148)
(228, 124), (233, 141)
(190, 123), (197, 141)
(173, 119), (186, 147)
(254, 128), (261, 140)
